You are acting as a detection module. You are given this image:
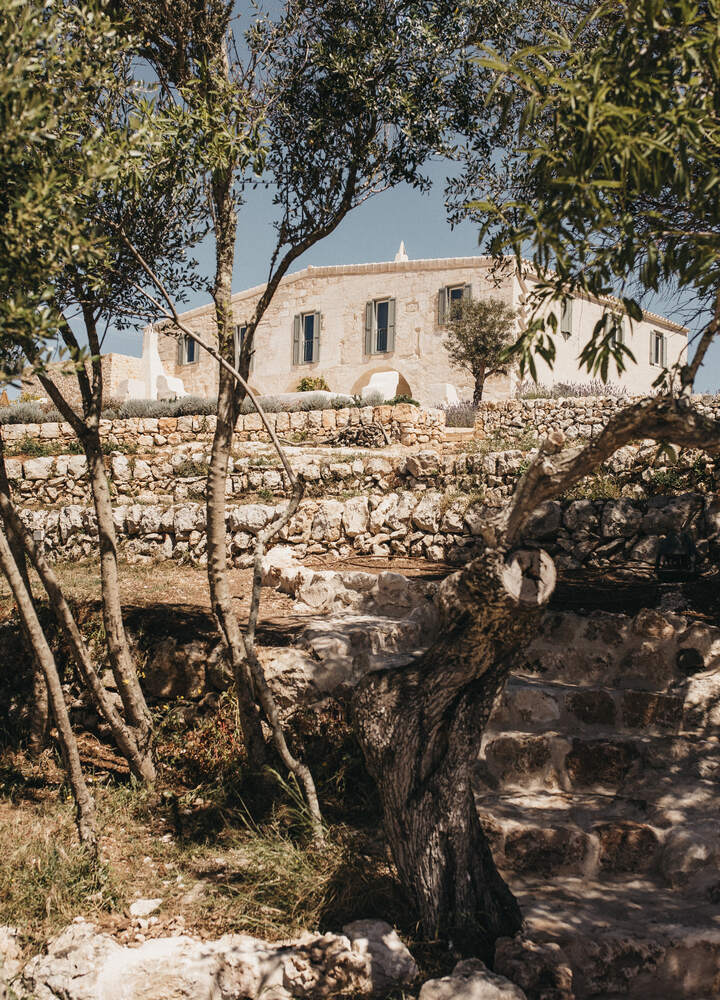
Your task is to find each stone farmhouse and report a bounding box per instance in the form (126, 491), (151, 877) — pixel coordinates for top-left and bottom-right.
(26, 250), (685, 408)
(144, 249), (687, 406)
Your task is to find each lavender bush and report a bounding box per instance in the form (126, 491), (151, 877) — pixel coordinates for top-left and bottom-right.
(517, 379), (629, 400)
(438, 400), (478, 427)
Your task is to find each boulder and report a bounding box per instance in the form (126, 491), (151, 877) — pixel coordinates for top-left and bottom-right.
(419, 958), (527, 1000)
(20, 919), (416, 1000)
(494, 936), (574, 1000)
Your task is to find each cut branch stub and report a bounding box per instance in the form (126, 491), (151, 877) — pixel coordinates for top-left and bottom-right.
(500, 548), (556, 607)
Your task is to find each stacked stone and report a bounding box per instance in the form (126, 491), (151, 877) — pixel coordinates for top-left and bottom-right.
(0, 403), (445, 451)
(474, 393), (720, 441)
(19, 492), (720, 570)
(6, 440), (716, 509)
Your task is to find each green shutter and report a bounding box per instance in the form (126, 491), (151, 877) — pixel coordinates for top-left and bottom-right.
(438, 287), (447, 325)
(387, 298), (396, 352)
(365, 302), (374, 354)
(292, 315), (301, 365)
(313, 312), (321, 363)
(464, 284), (472, 300)
(177, 335), (184, 366)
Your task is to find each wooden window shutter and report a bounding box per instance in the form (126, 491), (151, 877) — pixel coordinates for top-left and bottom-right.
(649, 332), (655, 364)
(177, 335), (185, 366)
(387, 298), (396, 352)
(661, 333), (667, 367)
(313, 312), (321, 362)
(292, 315), (301, 365)
(438, 287), (447, 325)
(365, 302), (374, 354)
(561, 300), (573, 337)
(464, 284), (472, 300)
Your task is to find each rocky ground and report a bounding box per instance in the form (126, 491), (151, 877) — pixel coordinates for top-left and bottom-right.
(1, 550), (719, 999)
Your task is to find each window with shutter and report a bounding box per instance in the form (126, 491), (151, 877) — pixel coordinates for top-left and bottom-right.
(560, 299), (573, 338)
(650, 330), (664, 366)
(234, 324), (253, 372)
(447, 285), (465, 319)
(386, 298), (396, 353)
(438, 287), (447, 326)
(293, 312), (320, 365)
(177, 335), (197, 365)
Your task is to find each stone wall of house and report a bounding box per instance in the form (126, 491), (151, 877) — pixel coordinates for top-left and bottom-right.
(19, 492), (720, 572)
(20, 354), (143, 407)
(474, 393), (720, 441)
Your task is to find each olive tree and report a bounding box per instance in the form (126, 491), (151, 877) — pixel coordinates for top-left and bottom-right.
(444, 296), (517, 403)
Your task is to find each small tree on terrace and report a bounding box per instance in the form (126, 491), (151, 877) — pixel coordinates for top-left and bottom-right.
(443, 296), (516, 403)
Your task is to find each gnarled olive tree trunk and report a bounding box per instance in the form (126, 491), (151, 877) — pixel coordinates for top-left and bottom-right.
(353, 548), (555, 957)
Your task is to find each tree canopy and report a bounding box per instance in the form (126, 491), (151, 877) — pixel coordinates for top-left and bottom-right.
(444, 296), (517, 403)
(453, 0), (720, 389)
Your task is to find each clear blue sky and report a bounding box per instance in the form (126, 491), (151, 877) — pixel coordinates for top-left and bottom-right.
(102, 160), (719, 393)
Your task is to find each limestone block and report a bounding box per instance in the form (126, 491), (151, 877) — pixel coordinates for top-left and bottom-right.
(343, 920), (418, 997)
(39, 421), (60, 439)
(228, 504), (275, 534)
(412, 490), (443, 533)
(23, 457), (54, 481)
(133, 459), (152, 481)
(406, 449), (440, 479)
(601, 499), (643, 538)
(343, 496), (370, 537)
(244, 412), (262, 432)
(419, 959), (526, 1000)
(110, 453), (131, 481)
(311, 500), (344, 542)
(66, 455), (87, 478)
(3, 458), (21, 481)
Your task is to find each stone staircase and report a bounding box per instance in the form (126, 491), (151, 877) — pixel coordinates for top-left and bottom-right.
(476, 606), (720, 998)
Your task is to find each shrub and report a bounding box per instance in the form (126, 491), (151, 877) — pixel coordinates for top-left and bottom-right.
(297, 376), (330, 392)
(0, 401), (63, 425)
(517, 379), (629, 400)
(385, 393), (419, 406)
(439, 401), (477, 427)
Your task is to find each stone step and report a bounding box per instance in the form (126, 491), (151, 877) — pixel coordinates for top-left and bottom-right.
(521, 609), (720, 692)
(477, 731), (720, 797)
(489, 675), (694, 736)
(474, 787), (720, 886)
(501, 875), (720, 998)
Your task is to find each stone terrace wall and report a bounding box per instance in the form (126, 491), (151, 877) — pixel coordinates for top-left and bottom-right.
(20, 492), (720, 572)
(6, 439), (718, 509)
(7, 440), (717, 509)
(2, 402), (445, 450)
(474, 393), (720, 441)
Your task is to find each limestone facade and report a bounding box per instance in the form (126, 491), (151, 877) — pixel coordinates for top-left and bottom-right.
(155, 255), (687, 405)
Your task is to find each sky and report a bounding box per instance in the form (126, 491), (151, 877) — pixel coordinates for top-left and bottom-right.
(100, 160), (720, 394)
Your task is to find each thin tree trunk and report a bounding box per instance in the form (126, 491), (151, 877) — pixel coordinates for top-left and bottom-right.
(205, 165), (267, 769)
(36, 356), (154, 777)
(84, 437), (153, 748)
(353, 548), (556, 958)
(0, 526), (97, 851)
(0, 485), (49, 753)
(473, 366), (486, 406)
(0, 456), (154, 781)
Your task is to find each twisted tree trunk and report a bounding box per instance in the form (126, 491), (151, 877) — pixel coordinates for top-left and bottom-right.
(353, 548), (555, 957)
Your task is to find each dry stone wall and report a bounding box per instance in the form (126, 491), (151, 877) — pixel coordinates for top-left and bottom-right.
(6, 439), (717, 509)
(19, 492), (720, 572)
(2, 402), (444, 449)
(474, 393), (720, 441)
